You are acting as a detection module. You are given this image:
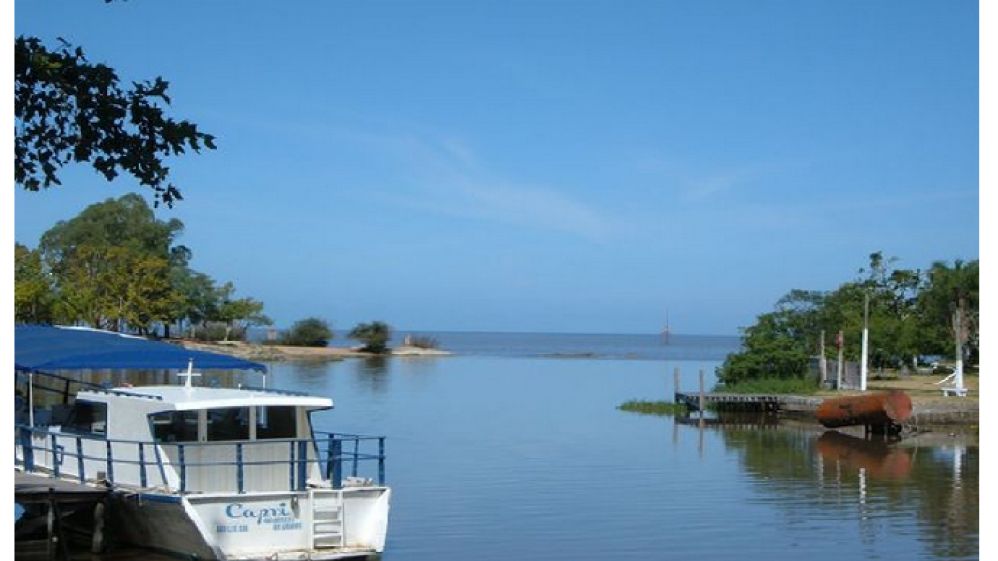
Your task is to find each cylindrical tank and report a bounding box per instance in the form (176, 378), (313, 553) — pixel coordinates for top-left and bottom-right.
(815, 390), (912, 428)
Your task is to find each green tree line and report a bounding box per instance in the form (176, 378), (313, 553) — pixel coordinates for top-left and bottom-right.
(15, 193), (269, 339)
(718, 252), (979, 385)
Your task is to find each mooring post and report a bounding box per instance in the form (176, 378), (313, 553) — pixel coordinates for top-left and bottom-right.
(47, 489), (54, 560)
(698, 369), (705, 415)
(673, 367), (680, 403)
(91, 499), (106, 553)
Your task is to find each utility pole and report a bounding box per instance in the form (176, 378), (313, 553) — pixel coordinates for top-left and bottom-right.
(836, 330), (844, 390)
(953, 305), (965, 395)
(860, 292), (869, 391)
(818, 330), (827, 387)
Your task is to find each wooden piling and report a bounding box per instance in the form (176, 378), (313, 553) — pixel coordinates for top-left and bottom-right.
(91, 500), (106, 553)
(673, 367), (680, 403)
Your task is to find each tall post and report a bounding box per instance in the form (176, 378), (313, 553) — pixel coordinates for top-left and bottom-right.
(28, 372), (34, 428)
(673, 367), (680, 403)
(953, 307), (965, 394)
(818, 330), (827, 386)
(698, 369), (705, 415)
(860, 292), (870, 391)
(836, 330), (844, 390)
(47, 490), (55, 560)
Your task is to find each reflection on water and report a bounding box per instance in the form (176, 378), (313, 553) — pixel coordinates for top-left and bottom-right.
(816, 430), (913, 480)
(676, 413), (978, 560)
(353, 356), (390, 393)
(17, 347), (978, 561)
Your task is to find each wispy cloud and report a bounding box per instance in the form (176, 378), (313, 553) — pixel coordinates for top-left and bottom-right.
(634, 155), (783, 202)
(350, 130), (620, 242)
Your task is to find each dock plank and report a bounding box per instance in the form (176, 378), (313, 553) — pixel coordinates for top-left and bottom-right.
(15, 471), (109, 504)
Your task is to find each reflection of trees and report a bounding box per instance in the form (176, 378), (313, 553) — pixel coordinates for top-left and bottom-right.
(284, 361), (336, 390)
(352, 357), (389, 394)
(713, 422), (978, 559)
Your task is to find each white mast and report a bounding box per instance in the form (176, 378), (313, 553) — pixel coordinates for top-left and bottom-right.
(178, 358), (202, 390)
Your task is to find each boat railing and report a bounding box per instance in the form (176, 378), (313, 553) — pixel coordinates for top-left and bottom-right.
(15, 425), (385, 494)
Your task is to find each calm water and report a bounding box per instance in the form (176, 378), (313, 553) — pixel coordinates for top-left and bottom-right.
(22, 333), (979, 560)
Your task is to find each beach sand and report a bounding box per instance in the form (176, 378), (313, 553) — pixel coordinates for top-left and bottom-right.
(179, 340), (452, 361)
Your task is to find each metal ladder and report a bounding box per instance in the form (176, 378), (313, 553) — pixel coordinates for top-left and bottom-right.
(311, 490), (345, 549)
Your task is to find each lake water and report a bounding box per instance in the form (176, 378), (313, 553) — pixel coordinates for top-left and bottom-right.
(19, 332), (979, 560)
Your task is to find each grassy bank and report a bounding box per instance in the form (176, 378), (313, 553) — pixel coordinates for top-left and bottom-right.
(617, 400), (687, 416)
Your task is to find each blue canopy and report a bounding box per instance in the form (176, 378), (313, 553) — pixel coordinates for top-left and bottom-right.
(15, 325), (266, 372)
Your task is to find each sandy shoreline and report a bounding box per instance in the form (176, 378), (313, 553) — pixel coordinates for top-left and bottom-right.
(179, 340), (453, 361)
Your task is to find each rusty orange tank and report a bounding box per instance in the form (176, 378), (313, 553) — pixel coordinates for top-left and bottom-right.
(815, 390), (912, 428)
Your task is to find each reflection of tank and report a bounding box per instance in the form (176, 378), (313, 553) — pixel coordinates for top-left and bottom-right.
(816, 431), (913, 480)
(815, 390), (912, 430)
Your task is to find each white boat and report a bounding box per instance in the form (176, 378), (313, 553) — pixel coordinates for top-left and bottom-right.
(14, 326), (390, 560)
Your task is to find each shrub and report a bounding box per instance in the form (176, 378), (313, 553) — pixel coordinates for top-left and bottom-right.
(348, 321), (391, 354)
(713, 377), (819, 395)
(281, 317), (333, 347)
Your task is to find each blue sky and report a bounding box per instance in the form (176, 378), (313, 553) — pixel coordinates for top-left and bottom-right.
(13, 0), (979, 335)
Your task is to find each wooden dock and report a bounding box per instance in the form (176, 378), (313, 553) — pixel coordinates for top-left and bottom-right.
(674, 391), (823, 413)
(15, 471), (109, 505)
(15, 471), (111, 559)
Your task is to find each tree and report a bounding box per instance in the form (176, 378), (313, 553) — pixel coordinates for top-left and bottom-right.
(118, 251), (183, 334)
(717, 310), (812, 385)
(215, 282), (271, 341)
(348, 321), (392, 354)
(15, 36), (215, 206)
(53, 243), (110, 328)
(718, 252), (978, 386)
(38, 193), (185, 275)
(281, 318), (334, 347)
(169, 267), (219, 337)
(14, 243), (56, 323)
(23, 193), (269, 338)
(918, 260), (979, 364)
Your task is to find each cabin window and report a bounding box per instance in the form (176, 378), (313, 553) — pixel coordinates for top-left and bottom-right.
(63, 401), (107, 437)
(150, 411), (199, 443)
(207, 407), (251, 441)
(255, 406), (297, 439)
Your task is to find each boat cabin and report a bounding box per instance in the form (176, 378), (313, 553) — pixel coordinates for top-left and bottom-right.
(22, 384), (344, 494)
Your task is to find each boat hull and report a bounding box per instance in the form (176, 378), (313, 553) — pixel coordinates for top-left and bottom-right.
(110, 487), (390, 560)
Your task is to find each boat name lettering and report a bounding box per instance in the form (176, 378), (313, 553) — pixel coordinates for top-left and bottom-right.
(225, 502), (295, 526)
